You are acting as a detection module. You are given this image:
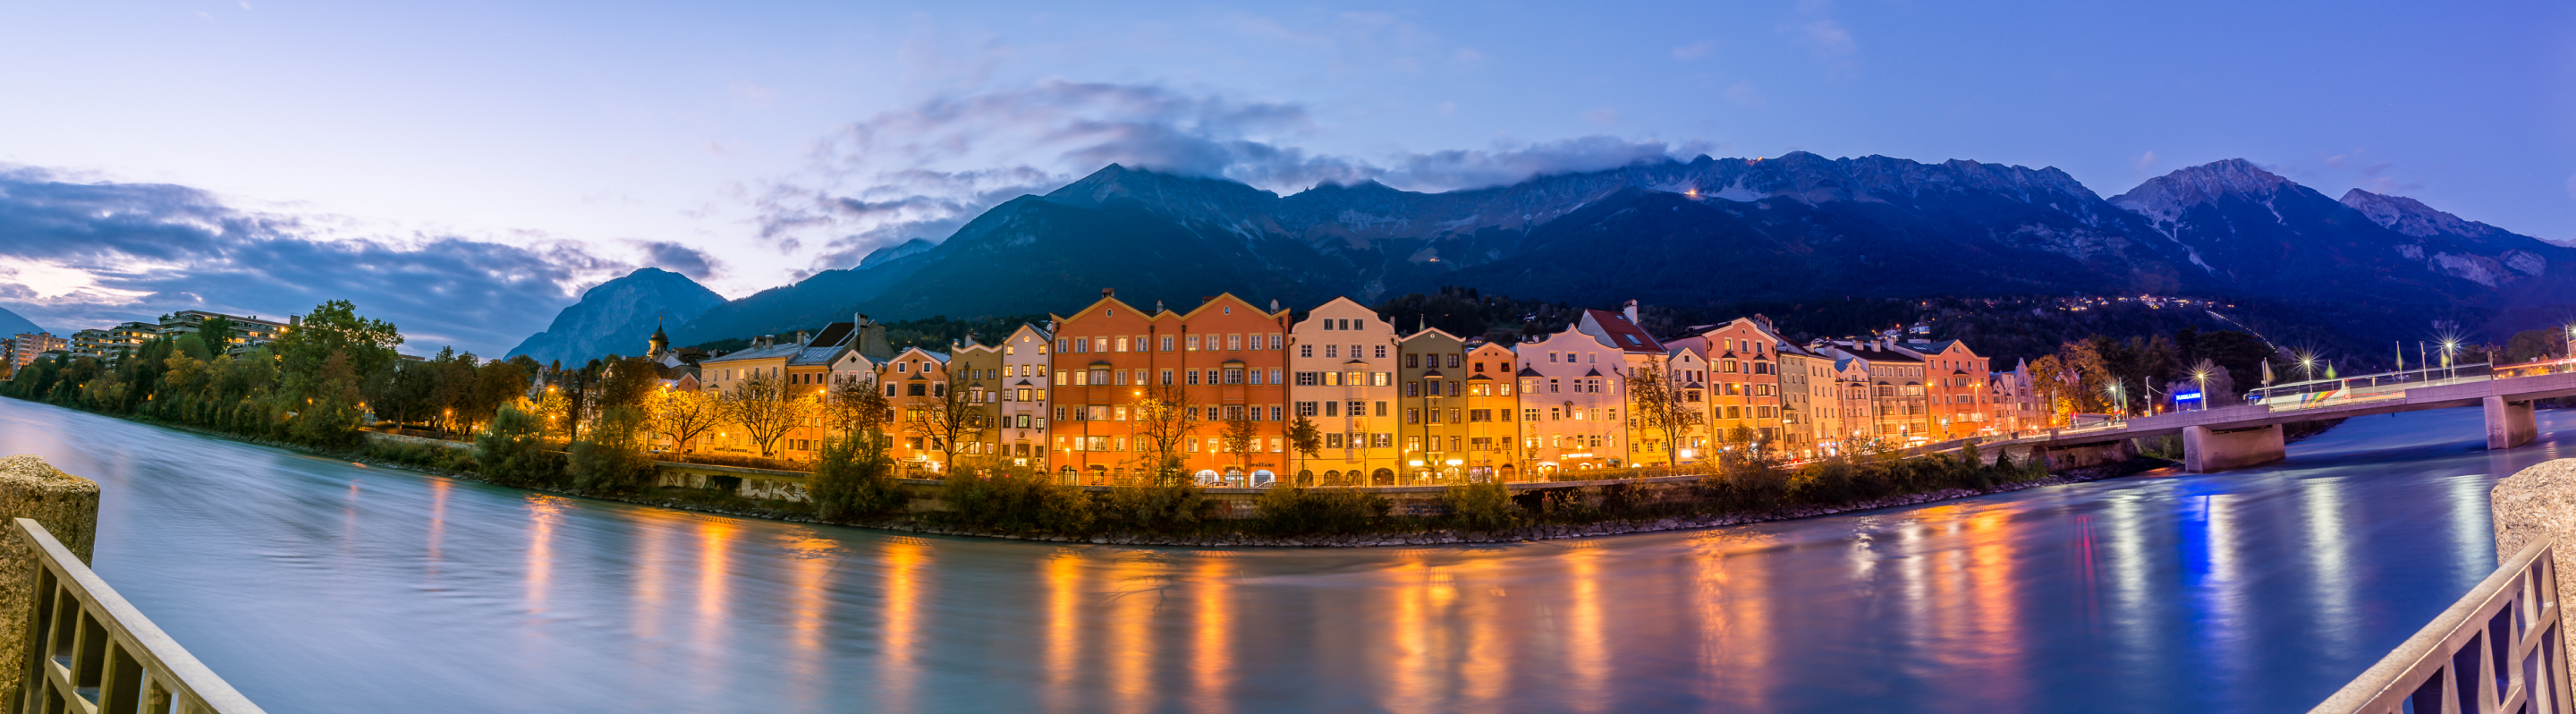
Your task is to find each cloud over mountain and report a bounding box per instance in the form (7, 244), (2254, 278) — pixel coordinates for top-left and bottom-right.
(0, 166), (632, 355)
(751, 81), (1704, 276)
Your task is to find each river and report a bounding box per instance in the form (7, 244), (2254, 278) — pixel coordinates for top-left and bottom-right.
(0, 396), (2561, 713)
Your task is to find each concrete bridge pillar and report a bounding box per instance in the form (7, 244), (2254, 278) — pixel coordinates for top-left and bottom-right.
(2487, 395), (2538, 450)
(2183, 424), (2285, 473)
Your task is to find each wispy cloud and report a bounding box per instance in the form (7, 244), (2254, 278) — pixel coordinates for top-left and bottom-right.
(0, 166), (634, 355)
(1671, 40), (1716, 60)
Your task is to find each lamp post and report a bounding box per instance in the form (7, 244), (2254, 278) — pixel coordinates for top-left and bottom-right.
(2191, 367), (2211, 412)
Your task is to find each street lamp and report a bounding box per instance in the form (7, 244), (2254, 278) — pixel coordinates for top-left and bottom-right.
(2190, 367), (2211, 412)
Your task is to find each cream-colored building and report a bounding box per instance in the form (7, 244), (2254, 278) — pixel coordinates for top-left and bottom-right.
(995, 323), (1054, 469)
(1287, 298), (1398, 485)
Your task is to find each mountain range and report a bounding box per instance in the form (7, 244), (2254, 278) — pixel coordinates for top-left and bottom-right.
(504, 268), (724, 366)
(532, 153), (2574, 361)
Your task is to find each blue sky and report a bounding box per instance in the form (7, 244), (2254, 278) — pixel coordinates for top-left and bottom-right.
(0, 0), (2568, 354)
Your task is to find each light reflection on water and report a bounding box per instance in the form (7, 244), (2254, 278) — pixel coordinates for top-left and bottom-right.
(0, 398), (2562, 712)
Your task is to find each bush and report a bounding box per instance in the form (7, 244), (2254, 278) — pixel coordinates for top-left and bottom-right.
(810, 430), (907, 523)
(569, 406), (655, 495)
(1700, 456), (1791, 514)
(1441, 481), (1520, 532)
(1097, 482), (1207, 533)
(938, 463), (1094, 534)
(1251, 484), (1387, 536)
(475, 404), (562, 488)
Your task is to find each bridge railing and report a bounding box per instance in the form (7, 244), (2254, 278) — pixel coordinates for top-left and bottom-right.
(12, 518), (262, 714)
(2251, 362), (2496, 412)
(2309, 538), (2570, 714)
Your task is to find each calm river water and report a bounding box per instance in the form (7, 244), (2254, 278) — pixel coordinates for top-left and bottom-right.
(0, 397), (2562, 713)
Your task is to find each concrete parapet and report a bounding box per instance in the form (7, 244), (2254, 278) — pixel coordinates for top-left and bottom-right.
(0, 455), (100, 708)
(2040, 439), (2136, 471)
(2182, 424), (2285, 473)
(2487, 395), (2538, 450)
(2490, 458), (2576, 670)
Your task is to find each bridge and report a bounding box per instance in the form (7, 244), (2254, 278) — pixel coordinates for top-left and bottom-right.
(2003, 361), (2576, 472)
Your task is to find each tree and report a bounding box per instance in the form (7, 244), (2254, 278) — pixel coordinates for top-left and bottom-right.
(1219, 413), (1259, 476)
(476, 404), (559, 487)
(290, 350), (366, 447)
(717, 371), (806, 458)
(810, 429), (906, 522)
(648, 387), (720, 455)
(1128, 383), (1200, 486)
(570, 405), (655, 494)
(1285, 415), (1323, 484)
(1624, 365), (1702, 469)
(275, 300), (402, 406)
(909, 374), (987, 475)
(824, 374), (891, 437)
(195, 314), (238, 355)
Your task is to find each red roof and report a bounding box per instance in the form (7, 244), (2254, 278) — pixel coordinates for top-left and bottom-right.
(1584, 310), (1666, 353)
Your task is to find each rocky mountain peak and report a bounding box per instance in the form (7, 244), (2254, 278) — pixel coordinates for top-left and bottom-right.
(2108, 158), (2295, 226)
(2340, 188), (2513, 242)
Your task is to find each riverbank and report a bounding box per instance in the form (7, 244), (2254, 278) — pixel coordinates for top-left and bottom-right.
(21, 397), (2193, 548)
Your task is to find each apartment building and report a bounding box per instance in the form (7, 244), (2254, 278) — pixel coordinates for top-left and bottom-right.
(1664, 317), (1788, 449)
(884, 346), (955, 473)
(993, 324), (1054, 469)
(1462, 341), (1523, 480)
(8, 333), (65, 370)
(1776, 343), (1829, 458)
(1897, 339), (1994, 440)
(157, 310), (289, 354)
(1047, 292), (1291, 485)
(1397, 327), (1470, 483)
(1286, 298), (1398, 486)
(1516, 325), (1628, 473)
(1818, 339), (1934, 444)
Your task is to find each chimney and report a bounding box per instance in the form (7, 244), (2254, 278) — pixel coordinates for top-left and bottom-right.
(1102, 287), (1114, 299)
(1155, 300), (1165, 313)
(795, 330), (809, 346)
(1269, 299), (1280, 312)
(1623, 300), (1640, 325)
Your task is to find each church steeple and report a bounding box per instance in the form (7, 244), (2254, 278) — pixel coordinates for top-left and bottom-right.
(648, 319), (670, 360)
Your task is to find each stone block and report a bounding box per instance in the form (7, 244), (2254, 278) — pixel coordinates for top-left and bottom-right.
(0, 455), (101, 708)
(2491, 458), (2576, 674)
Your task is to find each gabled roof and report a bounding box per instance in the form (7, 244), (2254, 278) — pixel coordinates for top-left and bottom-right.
(1580, 309), (1665, 353)
(1516, 366), (1542, 378)
(1583, 368), (1604, 378)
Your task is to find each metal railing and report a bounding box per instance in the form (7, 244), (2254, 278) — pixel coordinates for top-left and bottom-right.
(13, 518), (261, 714)
(2310, 539), (2571, 714)
(2250, 363), (2495, 412)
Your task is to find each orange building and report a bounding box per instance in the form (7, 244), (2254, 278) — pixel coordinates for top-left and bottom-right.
(1047, 291), (1292, 485)
(1901, 339), (1992, 440)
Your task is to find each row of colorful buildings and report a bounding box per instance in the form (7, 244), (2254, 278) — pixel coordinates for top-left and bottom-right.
(669, 291), (2051, 485)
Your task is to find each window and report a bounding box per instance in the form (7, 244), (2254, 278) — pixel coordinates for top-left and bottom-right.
(1161, 370), (1174, 386)
(1548, 378), (1560, 393)
(1405, 353), (1420, 369)
(1324, 344), (1337, 358)
(1374, 345), (1386, 359)
(1524, 408), (1541, 421)
(1187, 370), (1200, 386)
(1249, 370), (1265, 386)
(1326, 433), (1345, 448)
(1225, 405), (1244, 421)
(1447, 354), (1461, 368)
(1374, 372), (1391, 387)
(1323, 319), (1337, 331)
(1297, 402), (1318, 417)
(1056, 338), (1069, 353)
(1297, 371), (1318, 387)
(1346, 400), (1364, 416)
(1115, 337), (1129, 353)
(1224, 368), (1243, 384)
(1406, 409), (1420, 424)
(1270, 406), (1283, 421)
(1270, 369), (1283, 384)
(1228, 335), (1242, 351)
(1270, 334), (1284, 350)
(1189, 336), (1201, 351)
(1404, 382), (1419, 397)
(1301, 344), (1314, 358)
(1374, 401), (1387, 417)
(1406, 436), (1422, 452)
(1162, 336), (1174, 352)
